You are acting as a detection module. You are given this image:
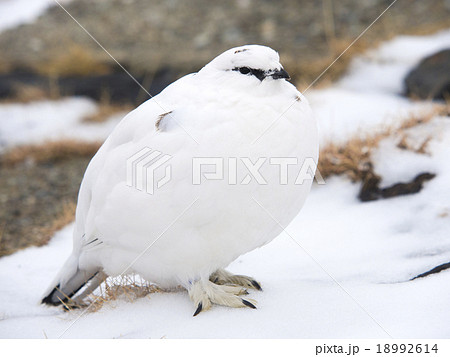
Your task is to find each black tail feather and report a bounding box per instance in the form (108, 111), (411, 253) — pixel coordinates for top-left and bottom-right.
(41, 271), (98, 306)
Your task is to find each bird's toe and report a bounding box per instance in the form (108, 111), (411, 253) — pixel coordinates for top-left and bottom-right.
(209, 269), (263, 291)
(188, 279), (257, 315)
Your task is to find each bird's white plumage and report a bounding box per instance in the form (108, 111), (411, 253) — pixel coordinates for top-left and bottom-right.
(45, 45), (318, 302)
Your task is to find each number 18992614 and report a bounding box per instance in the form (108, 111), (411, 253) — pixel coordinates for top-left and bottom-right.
(376, 344), (438, 354)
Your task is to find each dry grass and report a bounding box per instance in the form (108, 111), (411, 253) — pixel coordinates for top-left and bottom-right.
(399, 19), (450, 37)
(82, 99), (132, 123)
(35, 200), (77, 247)
(317, 105), (447, 182)
(10, 83), (49, 102)
(397, 134), (432, 155)
(0, 200), (77, 257)
(287, 38), (372, 90)
(0, 140), (102, 167)
(318, 135), (375, 182)
(35, 45), (111, 77)
(0, 58), (13, 74)
(0, 222), (7, 255)
(61, 275), (163, 312)
(0, 81), (57, 104)
(88, 276), (162, 312)
(292, 17), (450, 91)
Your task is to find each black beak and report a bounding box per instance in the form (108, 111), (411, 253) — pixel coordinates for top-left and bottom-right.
(270, 68), (290, 80)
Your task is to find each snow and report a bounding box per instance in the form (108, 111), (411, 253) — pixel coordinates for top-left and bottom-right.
(1, 31), (450, 338)
(1, 166), (449, 338)
(308, 88), (433, 145)
(338, 30), (450, 95)
(371, 132), (435, 187)
(308, 29), (450, 144)
(0, 97), (124, 151)
(0, 0), (72, 33)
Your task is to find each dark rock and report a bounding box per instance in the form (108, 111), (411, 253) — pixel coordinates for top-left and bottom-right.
(0, 67), (179, 104)
(405, 49), (450, 100)
(358, 171), (435, 202)
(358, 169), (382, 202)
(58, 72), (148, 104)
(0, 68), (46, 98)
(380, 173), (436, 198)
(411, 262), (450, 280)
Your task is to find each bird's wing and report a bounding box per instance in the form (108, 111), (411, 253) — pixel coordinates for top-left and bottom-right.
(72, 72), (201, 252)
(73, 97), (173, 249)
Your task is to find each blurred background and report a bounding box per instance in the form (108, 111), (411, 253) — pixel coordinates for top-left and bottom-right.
(0, 0), (449, 256)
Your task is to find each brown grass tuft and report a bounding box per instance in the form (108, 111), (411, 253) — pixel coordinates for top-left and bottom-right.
(61, 275), (163, 312)
(318, 105), (446, 182)
(287, 39), (372, 90)
(82, 101), (132, 123)
(318, 136), (375, 182)
(292, 18), (450, 91)
(35, 45), (111, 77)
(0, 140), (101, 167)
(9, 83), (49, 103)
(37, 200), (77, 246)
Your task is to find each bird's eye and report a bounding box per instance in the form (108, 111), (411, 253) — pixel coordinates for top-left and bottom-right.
(239, 67), (251, 75)
(232, 67), (265, 81)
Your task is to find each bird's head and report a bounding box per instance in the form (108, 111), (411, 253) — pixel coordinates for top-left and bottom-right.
(200, 45), (290, 83)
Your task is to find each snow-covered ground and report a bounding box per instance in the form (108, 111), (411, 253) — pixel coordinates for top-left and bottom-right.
(0, 0), (72, 33)
(308, 30), (450, 144)
(0, 31), (449, 338)
(0, 97), (123, 151)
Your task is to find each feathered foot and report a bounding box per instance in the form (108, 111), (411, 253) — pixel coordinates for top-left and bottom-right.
(188, 279), (257, 316)
(209, 268), (262, 291)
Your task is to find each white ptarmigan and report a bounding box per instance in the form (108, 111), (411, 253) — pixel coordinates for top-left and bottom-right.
(42, 45), (319, 315)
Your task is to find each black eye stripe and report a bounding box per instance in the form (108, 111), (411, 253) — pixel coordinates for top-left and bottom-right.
(232, 67), (266, 81)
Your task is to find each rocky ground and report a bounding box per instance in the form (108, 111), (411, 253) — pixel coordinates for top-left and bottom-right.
(0, 156), (91, 256)
(0, 0), (449, 257)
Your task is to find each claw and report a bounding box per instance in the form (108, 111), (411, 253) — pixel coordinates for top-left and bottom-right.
(209, 269), (262, 291)
(242, 299), (257, 309)
(251, 280), (262, 291)
(193, 302), (203, 316)
(189, 279), (258, 314)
